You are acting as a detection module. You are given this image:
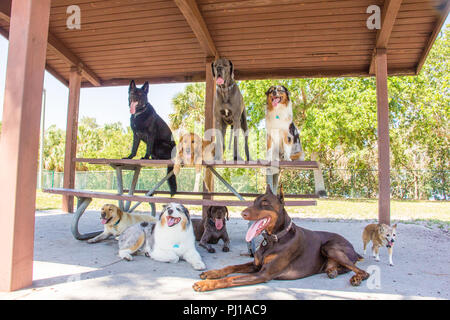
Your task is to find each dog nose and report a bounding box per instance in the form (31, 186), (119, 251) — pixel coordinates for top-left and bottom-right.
(241, 209), (250, 219)
(168, 209), (173, 215)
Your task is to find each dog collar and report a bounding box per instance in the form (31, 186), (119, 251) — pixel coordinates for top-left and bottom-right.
(261, 218), (293, 246)
(217, 82), (236, 92)
(113, 218), (121, 227)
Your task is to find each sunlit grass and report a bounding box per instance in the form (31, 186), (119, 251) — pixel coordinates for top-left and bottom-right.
(36, 190), (450, 226)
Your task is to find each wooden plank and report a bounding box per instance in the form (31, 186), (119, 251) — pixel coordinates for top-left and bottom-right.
(62, 68), (82, 213)
(203, 56), (215, 217)
(0, 22), (69, 87)
(0, 0), (51, 292)
(369, 0), (404, 75)
(375, 48), (391, 225)
(416, 0), (450, 74)
(0, 0), (101, 87)
(43, 188), (317, 207)
(174, 0), (218, 57)
(127, 190), (320, 199)
(74, 158), (320, 169)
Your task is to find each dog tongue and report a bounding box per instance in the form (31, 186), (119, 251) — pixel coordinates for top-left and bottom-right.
(245, 218), (266, 242)
(129, 101), (138, 114)
(272, 98), (280, 107)
(216, 77), (224, 85)
(101, 218), (108, 225)
(215, 218), (224, 230)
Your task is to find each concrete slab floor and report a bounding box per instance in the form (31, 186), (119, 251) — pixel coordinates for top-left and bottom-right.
(0, 210), (449, 300)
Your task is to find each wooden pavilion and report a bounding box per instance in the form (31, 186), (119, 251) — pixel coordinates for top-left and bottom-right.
(0, 0), (448, 291)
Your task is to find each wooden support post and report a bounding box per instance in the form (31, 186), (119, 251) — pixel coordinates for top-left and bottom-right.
(0, 0), (51, 292)
(62, 68), (82, 213)
(203, 57), (215, 218)
(375, 48), (391, 225)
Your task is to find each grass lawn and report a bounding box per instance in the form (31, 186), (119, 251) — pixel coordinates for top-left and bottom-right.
(36, 190), (450, 229)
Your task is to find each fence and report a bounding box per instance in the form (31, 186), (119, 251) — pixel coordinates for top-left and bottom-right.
(40, 168), (448, 200)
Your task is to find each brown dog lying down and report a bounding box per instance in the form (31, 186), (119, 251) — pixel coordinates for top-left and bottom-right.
(193, 206), (230, 253)
(173, 132), (215, 192)
(193, 185), (369, 292)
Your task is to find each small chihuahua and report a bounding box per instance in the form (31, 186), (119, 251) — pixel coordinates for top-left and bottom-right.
(362, 223), (397, 266)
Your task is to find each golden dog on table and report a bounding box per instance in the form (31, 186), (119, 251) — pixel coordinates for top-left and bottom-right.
(173, 132), (215, 192)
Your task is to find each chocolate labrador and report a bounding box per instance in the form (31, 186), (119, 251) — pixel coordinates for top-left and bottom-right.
(193, 206), (230, 253)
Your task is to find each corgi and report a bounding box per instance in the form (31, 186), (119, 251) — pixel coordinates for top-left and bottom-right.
(362, 223), (397, 266)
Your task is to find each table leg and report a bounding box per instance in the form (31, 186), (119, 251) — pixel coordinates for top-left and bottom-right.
(115, 166), (125, 211)
(71, 197), (102, 240)
(128, 170), (174, 215)
(124, 166), (141, 212)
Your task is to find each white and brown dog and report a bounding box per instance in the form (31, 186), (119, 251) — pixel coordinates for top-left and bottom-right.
(362, 223), (397, 266)
(150, 203), (206, 270)
(118, 221), (155, 261)
(265, 85), (303, 161)
(173, 132), (215, 192)
(87, 204), (157, 243)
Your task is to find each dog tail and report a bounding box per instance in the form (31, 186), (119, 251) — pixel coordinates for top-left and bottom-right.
(167, 166), (177, 197)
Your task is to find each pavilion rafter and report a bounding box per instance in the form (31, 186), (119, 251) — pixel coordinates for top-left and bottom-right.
(174, 0), (219, 58)
(369, 0), (403, 75)
(0, 0), (101, 87)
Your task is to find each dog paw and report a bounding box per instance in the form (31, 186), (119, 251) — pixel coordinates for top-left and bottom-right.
(87, 239), (97, 244)
(193, 280), (214, 292)
(199, 270), (222, 280)
(389, 263), (394, 267)
(193, 262), (206, 271)
(326, 269), (338, 279)
(350, 275), (363, 286)
(222, 246), (230, 252)
(208, 247), (216, 253)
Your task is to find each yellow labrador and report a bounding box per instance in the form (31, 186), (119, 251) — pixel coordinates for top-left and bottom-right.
(87, 204), (156, 243)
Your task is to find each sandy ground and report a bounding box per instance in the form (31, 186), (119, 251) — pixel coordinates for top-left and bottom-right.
(0, 209), (449, 300)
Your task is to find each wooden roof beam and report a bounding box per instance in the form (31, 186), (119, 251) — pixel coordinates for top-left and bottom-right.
(0, 24), (69, 87)
(369, 0), (403, 75)
(0, 0), (101, 87)
(174, 0), (218, 58)
(416, 0), (450, 74)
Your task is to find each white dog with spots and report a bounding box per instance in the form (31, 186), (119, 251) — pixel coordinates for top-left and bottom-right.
(150, 203), (206, 270)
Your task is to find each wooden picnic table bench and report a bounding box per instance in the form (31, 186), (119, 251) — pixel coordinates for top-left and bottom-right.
(43, 158), (321, 254)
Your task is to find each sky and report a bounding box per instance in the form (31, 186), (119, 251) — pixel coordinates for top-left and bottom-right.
(0, 36), (187, 130)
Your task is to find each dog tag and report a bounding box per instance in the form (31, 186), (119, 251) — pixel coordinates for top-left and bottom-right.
(275, 115), (280, 119)
(173, 244), (180, 249)
(261, 240), (267, 247)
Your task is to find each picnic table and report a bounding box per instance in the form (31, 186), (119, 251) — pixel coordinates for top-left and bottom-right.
(44, 158), (320, 255)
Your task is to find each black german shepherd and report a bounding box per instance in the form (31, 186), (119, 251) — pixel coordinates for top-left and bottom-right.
(124, 80), (177, 196)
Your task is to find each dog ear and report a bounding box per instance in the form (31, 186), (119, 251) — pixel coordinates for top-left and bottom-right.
(116, 206), (124, 219)
(159, 204), (168, 220)
(229, 60), (234, 79)
(142, 81), (149, 94)
(278, 184), (285, 204)
(224, 206), (229, 221)
(129, 80), (136, 92)
(265, 86), (274, 96)
(392, 223), (397, 229)
(282, 85), (290, 97)
(211, 61), (216, 78)
(182, 205), (191, 225)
